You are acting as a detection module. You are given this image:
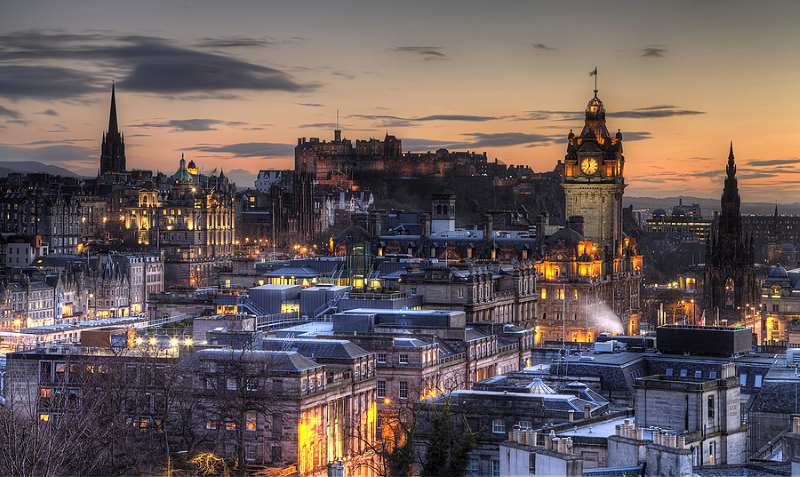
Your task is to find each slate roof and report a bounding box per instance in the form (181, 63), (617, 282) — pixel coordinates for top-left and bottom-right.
(260, 337), (369, 360)
(195, 349), (321, 372)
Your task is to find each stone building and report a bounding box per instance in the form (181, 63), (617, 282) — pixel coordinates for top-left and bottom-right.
(534, 89), (642, 344)
(194, 347), (377, 477)
(121, 155), (237, 288)
(398, 262), (536, 326)
(703, 145), (758, 323)
(535, 224), (642, 343)
(633, 362), (746, 467)
(99, 84), (126, 175)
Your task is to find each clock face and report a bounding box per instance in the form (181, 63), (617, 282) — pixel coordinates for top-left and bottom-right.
(580, 158), (599, 175)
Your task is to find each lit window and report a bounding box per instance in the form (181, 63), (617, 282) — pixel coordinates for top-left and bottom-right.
(754, 374), (763, 388)
(679, 369), (688, 378)
(492, 419), (505, 434)
(739, 373), (747, 386)
(709, 371), (717, 379)
(246, 412), (257, 431)
(694, 370), (702, 379)
(206, 420), (217, 430)
(225, 420), (237, 431)
(665, 368), (673, 377)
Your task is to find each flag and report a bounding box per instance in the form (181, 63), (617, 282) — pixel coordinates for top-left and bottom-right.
(589, 67), (597, 76)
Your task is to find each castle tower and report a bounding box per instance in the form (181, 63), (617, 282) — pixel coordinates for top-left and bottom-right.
(562, 88), (625, 252)
(703, 144), (758, 322)
(431, 193), (456, 234)
(99, 84), (126, 175)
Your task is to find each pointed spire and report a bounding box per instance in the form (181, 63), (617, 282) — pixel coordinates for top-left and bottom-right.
(108, 82), (119, 134)
(775, 202), (779, 218)
(726, 141), (736, 179)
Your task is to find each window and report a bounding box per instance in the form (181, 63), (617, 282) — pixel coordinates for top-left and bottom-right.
(709, 371), (717, 379)
(709, 441), (716, 465)
(665, 367), (673, 377)
(206, 419), (218, 430)
(518, 420), (531, 429)
(739, 373), (747, 386)
(468, 457), (480, 477)
(694, 370), (702, 379)
(246, 412), (257, 431)
(399, 381), (408, 400)
(754, 374), (763, 388)
(225, 419), (237, 431)
(707, 395), (715, 421)
(679, 369), (688, 378)
(492, 419), (505, 434)
(377, 353), (386, 364)
(399, 354), (409, 365)
(246, 377), (258, 391)
(272, 414), (282, 439)
(377, 380), (386, 398)
(491, 459), (500, 477)
(245, 444), (257, 462)
(227, 378), (237, 391)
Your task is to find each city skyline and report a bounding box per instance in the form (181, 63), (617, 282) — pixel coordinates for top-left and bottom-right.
(2, 0), (800, 201)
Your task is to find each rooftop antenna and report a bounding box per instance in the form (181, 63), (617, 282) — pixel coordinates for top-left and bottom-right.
(590, 67), (598, 97)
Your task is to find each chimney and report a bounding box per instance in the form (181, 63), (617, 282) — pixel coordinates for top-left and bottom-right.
(567, 216), (584, 236)
(483, 213), (494, 241)
(420, 213), (431, 238)
(584, 404), (592, 420)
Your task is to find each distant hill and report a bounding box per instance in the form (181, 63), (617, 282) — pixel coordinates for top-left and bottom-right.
(625, 196), (800, 217)
(0, 161), (82, 178)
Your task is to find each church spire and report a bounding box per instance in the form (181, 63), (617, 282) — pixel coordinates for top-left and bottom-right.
(726, 141), (736, 179)
(99, 83), (126, 175)
(108, 82), (119, 134)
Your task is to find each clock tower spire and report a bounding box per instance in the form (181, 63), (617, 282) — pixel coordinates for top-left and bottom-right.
(562, 86), (626, 252)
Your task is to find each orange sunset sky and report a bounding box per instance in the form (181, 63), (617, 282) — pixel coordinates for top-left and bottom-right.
(1, 0), (799, 201)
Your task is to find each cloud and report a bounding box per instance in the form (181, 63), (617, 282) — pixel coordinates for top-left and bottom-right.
(182, 142), (293, 158)
(747, 158), (800, 167)
(0, 105), (21, 119)
(0, 65), (104, 100)
(350, 113), (503, 128)
(392, 46), (447, 60)
(130, 118), (246, 132)
(224, 168), (258, 188)
(532, 43), (555, 51)
(0, 30), (316, 99)
(619, 131), (653, 141)
(0, 143), (94, 165)
(610, 105), (704, 118)
(297, 102), (324, 107)
(520, 105), (703, 121)
(403, 132), (560, 151)
(641, 46), (667, 58)
(194, 36), (274, 48)
(36, 109), (59, 116)
(299, 122), (340, 129)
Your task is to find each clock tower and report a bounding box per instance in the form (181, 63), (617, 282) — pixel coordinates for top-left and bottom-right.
(562, 89), (625, 252)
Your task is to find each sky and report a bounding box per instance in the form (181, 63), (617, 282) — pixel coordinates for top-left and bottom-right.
(1, 0), (799, 201)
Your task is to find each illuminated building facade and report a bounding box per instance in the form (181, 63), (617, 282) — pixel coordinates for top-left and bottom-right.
(760, 264), (800, 344)
(536, 90), (643, 343)
(398, 262), (537, 326)
(562, 89), (625, 251)
(121, 155), (237, 288)
(195, 347), (377, 477)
